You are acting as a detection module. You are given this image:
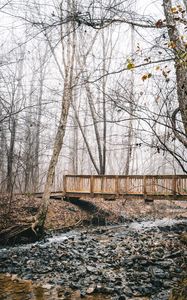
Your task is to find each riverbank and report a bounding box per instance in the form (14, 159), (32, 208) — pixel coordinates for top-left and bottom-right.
(1, 194), (187, 231)
(0, 218), (187, 300)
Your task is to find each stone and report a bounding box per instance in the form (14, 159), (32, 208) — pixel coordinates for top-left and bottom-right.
(56, 279), (64, 285)
(156, 260), (172, 268)
(23, 274), (33, 280)
(42, 284), (53, 290)
(86, 284), (96, 294)
(151, 267), (166, 279)
(80, 290), (86, 297)
(0, 252), (8, 260)
(11, 274), (18, 281)
(123, 287), (133, 297)
(118, 296), (126, 300)
(86, 266), (96, 273)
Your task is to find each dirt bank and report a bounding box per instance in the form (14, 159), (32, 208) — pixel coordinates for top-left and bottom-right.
(0, 194), (187, 232)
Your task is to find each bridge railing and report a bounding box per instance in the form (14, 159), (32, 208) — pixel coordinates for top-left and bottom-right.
(63, 175), (187, 198)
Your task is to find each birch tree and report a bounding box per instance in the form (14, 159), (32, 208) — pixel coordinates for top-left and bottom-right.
(35, 1), (76, 230)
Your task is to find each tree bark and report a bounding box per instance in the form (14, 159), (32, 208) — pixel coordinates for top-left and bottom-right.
(163, 0), (187, 140)
(35, 9), (76, 230)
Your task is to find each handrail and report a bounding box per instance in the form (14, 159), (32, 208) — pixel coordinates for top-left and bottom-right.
(63, 175), (187, 199)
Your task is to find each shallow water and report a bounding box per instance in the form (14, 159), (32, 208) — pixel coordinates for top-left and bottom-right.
(1, 218), (186, 253)
(129, 217), (187, 230)
(0, 275), (113, 300)
(0, 274), (52, 300)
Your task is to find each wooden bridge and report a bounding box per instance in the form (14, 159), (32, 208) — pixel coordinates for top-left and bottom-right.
(62, 175), (187, 201)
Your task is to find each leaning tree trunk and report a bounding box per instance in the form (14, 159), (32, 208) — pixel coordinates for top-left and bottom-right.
(35, 11), (76, 231)
(36, 86), (71, 229)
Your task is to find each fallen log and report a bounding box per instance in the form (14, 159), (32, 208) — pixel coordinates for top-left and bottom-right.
(0, 222), (40, 246)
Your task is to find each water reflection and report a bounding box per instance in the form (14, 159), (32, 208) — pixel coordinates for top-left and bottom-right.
(0, 275), (48, 300)
(0, 274), (111, 300)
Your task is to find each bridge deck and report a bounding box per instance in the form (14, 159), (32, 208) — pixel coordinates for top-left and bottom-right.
(63, 175), (187, 200)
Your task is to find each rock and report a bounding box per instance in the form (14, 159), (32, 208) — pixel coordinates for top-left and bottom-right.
(150, 266), (167, 279)
(103, 287), (114, 294)
(11, 274), (18, 281)
(180, 233), (187, 245)
(151, 251), (164, 258)
(153, 290), (170, 300)
(118, 296), (126, 300)
(152, 279), (163, 288)
(80, 290), (86, 297)
(86, 284), (96, 294)
(56, 279), (64, 285)
(42, 284), (53, 290)
(122, 287), (133, 297)
(96, 283), (103, 291)
(67, 207), (78, 212)
(23, 274), (33, 280)
(156, 259), (173, 268)
(38, 243), (48, 250)
(163, 280), (172, 288)
(86, 266), (96, 273)
(0, 252), (8, 260)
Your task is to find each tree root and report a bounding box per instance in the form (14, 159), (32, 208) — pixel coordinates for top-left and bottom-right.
(0, 216), (42, 245)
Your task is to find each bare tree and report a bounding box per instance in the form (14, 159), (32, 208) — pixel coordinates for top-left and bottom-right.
(35, 1), (77, 230)
(163, 0), (187, 143)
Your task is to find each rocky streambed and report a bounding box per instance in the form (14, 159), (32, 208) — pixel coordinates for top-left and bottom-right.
(0, 218), (187, 300)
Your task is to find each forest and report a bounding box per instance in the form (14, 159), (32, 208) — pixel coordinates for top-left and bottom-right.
(0, 0), (187, 300)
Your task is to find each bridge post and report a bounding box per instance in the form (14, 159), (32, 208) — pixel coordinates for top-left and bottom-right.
(90, 176), (94, 198)
(173, 175), (177, 196)
(115, 176), (119, 197)
(143, 175), (147, 200)
(63, 175), (67, 196)
(143, 176), (147, 196)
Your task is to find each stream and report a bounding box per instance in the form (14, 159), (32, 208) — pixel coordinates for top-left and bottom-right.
(0, 218), (187, 300)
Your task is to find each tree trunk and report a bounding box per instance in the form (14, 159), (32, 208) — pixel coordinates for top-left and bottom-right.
(163, 0), (187, 140)
(125, 25), (135, 175)
(35, 11), (76, 230)
(36, 79), (73, 229)
(7, 117), (16, 193)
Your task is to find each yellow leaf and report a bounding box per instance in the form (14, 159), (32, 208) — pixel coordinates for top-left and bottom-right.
(141, 74), (148, 81)
(141, 73), (152, 81)
(127, 59), (135, 70)
(168, 41), (177, 49)
(170, 7), (178, 13)
(155, 66), (160, 70)
(127, 62), (135, 69)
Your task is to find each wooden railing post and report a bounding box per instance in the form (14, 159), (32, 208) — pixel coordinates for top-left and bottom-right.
(125, 176), (128, 194)
(63, 175), (67, 196)
(143, 176), (147, 196)
(173, 175), (176, 196)
(90, 176), (94, 198)
(115, 176), (119, 196)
